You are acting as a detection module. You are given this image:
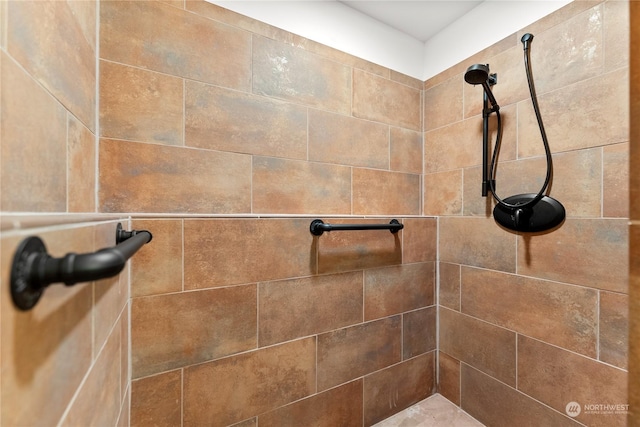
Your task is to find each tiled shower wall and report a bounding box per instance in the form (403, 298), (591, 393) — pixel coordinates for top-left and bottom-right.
(100, 1), (434, 426)
(424, 1), (630, 426)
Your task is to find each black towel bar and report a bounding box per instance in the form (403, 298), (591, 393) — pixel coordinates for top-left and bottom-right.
(10, 223), (152, 311)
(310, 219), (403, 236)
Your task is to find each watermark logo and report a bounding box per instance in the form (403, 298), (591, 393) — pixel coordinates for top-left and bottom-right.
(565, 402), (581, 417)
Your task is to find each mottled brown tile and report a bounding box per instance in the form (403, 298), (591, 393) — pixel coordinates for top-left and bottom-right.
(390, 127), (422, 174)
(353, 168), (420, 215)
(99, 139), (251, 213)
(363, 352), (435, 426)
(101, 0), (251, 90)
(603, 143), (629, 218)
(439, 217), (517, 273)
(600, 291), (628, 369)
(184, 219), (314, 288)
(403, 307), (436, 359)
(68, 115), (96, 212)
(252, 35), (351, 114)
(424, 118), (482, 173)
(604, 0), (629, 72)
(60, 323), (121, 427)
(1, 228), (93, 426)
(461, 267), (598, 357)
(7, 1), (95, 130)
(439, 262), (461, 311)
(461, 363), (581, 427)
(518, 67), (629, 157)
(401, 218), (437, 264)
(353, 69), (421, 130)
(131, 370), (181, 427)
(183, 338), (316, 426)
(424, 170), (463, 216)
(259, 380), (363, 427)
(364, 263), (434, 321)
(1, 53), (67, 212)
(131, 285), (257, 378)
(425, 74), (463, 130)
(517, 219), (628, 293)
(518, 335), (627, 427)
(100, 61), (183, 146)
(316, 218), (402, 275)
(252, 156), (351, 214)
(438, 351), (460, 406)
(185, 80), (307, 159)
(131, 219), (182, 297)
(259, 272), (363, 346)
(317, 317), (401, 391)
(439, 308), (516, 386)
(309, 109), (389, 169)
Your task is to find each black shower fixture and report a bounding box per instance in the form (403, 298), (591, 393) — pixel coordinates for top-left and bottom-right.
(464, 33), (565, 233)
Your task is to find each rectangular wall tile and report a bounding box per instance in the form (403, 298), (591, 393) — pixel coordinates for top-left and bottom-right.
(131, 219), (183, 297)
(439, 217), (517, 273)
(439, 262), (461, 311)
(439, 308), (516, 386)
(1, 53), (67, 212)
(604, 0), (630, 72)
(317, 218), (402, 275)
(258, 380), (363, 427)
(364, 263), (434, 321)
(99, 139), (251, 213)
(353, 168), (420, 215)
(438, 351), (461, 406)
(252, 156), (351, 214)
(363, 352), (435, 426)
(390, 127), (422, 174)
(131, 370), (182, 427)
(308, 109), (389, 169)
(7, 1), (95, 130)
(101, 0), (251, 90)
(517, 219), (628, 293)
(461, 364), (581, 427)
(100, 61), (183, 146)
(184, 218), (314, 288)
(424, 74), (463, 130)
(185, 81), (307, 159)
(259, 272), (363, 346)
(461, 267), (598, 357)
(424, 170), (463, 216)
(403, 307), (436, 359)
(317, 317), (401, 391)
(424, 118), (482, 174)
(67, 115), (96, 213)
(599, 291), (628, 369)
(252, 35), (351, 115)
(183, 338), (316, 426)
(603, 143), (629, 218)
(353, 69), (421, 130)
(401, 218), (437, 263)
(131, 285), (257, 378)
(518, 335), (628, 427)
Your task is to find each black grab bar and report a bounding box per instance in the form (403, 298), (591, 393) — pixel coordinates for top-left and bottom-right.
(310, 219), (403, 236)
(10, 223), (152, 311)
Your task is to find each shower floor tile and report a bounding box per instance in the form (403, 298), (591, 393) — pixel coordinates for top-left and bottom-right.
(373, 394), (485, 427)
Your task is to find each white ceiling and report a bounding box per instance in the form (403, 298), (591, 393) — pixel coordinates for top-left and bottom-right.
(339, 1), (483, 42)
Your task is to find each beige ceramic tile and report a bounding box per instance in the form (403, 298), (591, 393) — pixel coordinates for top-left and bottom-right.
(252, 35), (351, 115)
(185, 80), (307, 159)
(390, 127), (422, 174)
(603, 143), (629, 218)
(99, 139), (251, 213)
(317, 316), (402, 391)
(439, 308), (516, 387)
(1, 53), (67, 212)
(309, 109), (389, 169)
(401, 218), (437, 264)
(353, 168), (421, 215)
(259, 380), (363, 427)
(424, 118), (483, 174)
(131, 285), (257, 378)
(373, 393), (483, 427)
(67, 114), (96, 212)
(183, 338), (316, 426)
(100, 61), (183, 146)
(599, 291), (628, 369)
(439, 263), (461, 311)
(101, 0), (251, 91)
(424, 170), (463, 216)
(184, 219), (314, 288)
(353, 69), (421, 131)
(259, 271), (363, 346)
(364, 352), (435, 426)
(461, 267), (598, 357)
(604, 0), (630, 72)
(424, 74), (463, 131)
(252, 156), (352, 214)
(131, 370), (182, 427)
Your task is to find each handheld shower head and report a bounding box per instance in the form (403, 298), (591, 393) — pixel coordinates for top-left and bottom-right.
(464, 63), (499, 111)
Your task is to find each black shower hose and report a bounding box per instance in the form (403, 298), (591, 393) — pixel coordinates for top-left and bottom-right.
(488, 40), (554, 210)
